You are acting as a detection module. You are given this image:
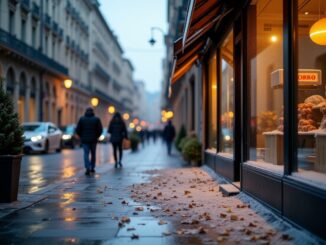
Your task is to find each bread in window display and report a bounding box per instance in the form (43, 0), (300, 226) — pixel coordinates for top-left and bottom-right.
(257, 111), (278, 133)
(298, 102), (317, 132)
(304, 95), (324, 106)
(319, 104), (326, 130)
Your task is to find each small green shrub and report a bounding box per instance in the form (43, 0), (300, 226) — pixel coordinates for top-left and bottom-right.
(0, 78), (24, 155)
(182, 138), (201, 164)
(129, 132), (140, 152)
(175, 125), (186, 151)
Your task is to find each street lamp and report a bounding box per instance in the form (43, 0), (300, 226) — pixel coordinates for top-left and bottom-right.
(123, 113), (130, 120)
(64, 79), (73, 89)
(108, 105), (115, 114)
(91, 97), (99, 107)
(149, 27), (166, 46)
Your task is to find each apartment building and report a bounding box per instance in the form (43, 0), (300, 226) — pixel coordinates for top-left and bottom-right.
(0, 0), (136, 126)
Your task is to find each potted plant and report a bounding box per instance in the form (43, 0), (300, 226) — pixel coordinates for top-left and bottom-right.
(0, 78), (24, 202)
(129, 131), (140, 152)
(175, 124), (186, 151)
(182, 137), (202, 166)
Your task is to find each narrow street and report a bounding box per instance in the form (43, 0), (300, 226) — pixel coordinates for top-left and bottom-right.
(0, 142), (323, 244)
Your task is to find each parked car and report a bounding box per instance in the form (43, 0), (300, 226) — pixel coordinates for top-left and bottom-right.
(22, 122), (62, 153)
(98, 129), (109, 143)
(60, 124), (80, 149)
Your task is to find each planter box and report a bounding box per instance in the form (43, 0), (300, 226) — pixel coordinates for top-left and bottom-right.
(0, 155), (22, 203)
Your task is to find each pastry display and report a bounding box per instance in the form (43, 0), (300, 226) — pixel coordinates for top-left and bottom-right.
(257, 111), (278, 133)
(298, 102), (318, 132)
(304, 95), (325, 106)
(319, 104), (326, 130)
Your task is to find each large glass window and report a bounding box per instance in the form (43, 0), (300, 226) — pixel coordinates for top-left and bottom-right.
(296, 0), (326, 187)
(208, 52), (217, 149)
(247, 0), (284, 169)
(219, 30), (234, 157)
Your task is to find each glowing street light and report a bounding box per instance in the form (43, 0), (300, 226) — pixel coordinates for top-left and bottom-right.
(64, 79), (73, 89)
(123, 113), (130, 120)
(129, 122), (135, 129)
(136, 126), (142, 132)
(108, 106), (115, 114)
(91, 97), (99, 107)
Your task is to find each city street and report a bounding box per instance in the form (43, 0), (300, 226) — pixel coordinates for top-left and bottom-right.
(19, 144), (113, 194)
(0, 141), (323, 244)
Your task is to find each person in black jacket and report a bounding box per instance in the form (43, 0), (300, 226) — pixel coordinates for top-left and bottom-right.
(163, 120), (176, 155)
(108, 112), (128, 168)
(76, 107), (103, 175)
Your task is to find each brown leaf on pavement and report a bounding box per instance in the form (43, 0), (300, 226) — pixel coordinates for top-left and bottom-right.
(220, 213), (227, 218)
(230, 214), (238, 221)
(135, 207), (144, 211)
(120, 216), (131, 223)
(158, 220), (167, 225)
(184, 190), (191, 195)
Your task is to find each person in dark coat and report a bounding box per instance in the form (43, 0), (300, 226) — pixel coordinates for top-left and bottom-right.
(76, 107), (103, 175)
(163, 120), (176, 155)
(108, 112), (128, 168)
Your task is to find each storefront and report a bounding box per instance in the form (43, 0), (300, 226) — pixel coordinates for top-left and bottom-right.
(171, 0), (326, 239)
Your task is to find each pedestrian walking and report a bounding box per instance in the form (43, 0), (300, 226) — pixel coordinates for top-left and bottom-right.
(163, 120), (176, 155)
(108, 112), (128, 168)
(76, 107), (103, 176)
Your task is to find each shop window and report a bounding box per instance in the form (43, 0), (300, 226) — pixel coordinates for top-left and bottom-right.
(207, 51), (217, 150)
(247, 0), (284, 170)
(219, 30), (234, 157)
(295, 0), (326, 187)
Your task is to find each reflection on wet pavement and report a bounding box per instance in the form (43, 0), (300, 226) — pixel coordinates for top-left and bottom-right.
(0, 141), (206, 244)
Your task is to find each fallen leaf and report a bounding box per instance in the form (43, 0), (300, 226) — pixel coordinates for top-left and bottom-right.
(121, 200), (128, 205)
(120, 216), (131, 223)
(220, 213), (227, 218)
(230, 214), (238, 221)
(127, 227), (136, 231)
(135, 207), (144, 211)
(198, 227), (207, 234)
(184, 190), (191, 195)
(282, 234), (293, 241)
(248, 222), (257, 227)
(158, 220), (167, 225)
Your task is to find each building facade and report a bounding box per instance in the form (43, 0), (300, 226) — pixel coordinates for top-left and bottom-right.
(0, 0), (136, 127)
(166, 0), (326, 239)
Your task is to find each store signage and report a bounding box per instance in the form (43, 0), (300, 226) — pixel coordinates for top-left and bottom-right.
(271, 69), (322, 87)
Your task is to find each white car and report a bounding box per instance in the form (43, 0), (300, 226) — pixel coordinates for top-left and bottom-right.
(22, 122), (62, 153)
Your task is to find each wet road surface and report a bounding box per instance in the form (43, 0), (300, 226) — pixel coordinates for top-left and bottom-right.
(0, 141), (206, 244)
(20, 143), (113, 194)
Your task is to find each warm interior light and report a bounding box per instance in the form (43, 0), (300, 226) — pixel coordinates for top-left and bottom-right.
(64, 79), (73, 88)
(165, 111), (174, 119)
(212, 85), (217, 89)
(309, 18), (326, 45)
(129, 122), (135, 128)
(108, 106), (115, 114)
(304, 12), (309, 15)
(123, 113), (130, 120)
(271, 35), (278, 43)
(91, 97), (99, 107)
(136, 126), (142, 132)
(161, 110), (166, 116)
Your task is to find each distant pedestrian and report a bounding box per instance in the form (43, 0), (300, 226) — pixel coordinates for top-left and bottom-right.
(108, 112), (128, 168)
(163, 120), (176, 155)
(76, 107), (103, 176)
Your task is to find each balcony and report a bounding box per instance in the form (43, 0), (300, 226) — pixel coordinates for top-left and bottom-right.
(52, 21), (59, 36)
(0, 28), (68, 75)
(32, 2), (40, 20)
(20, 0), (30, 12)
(94, 63), (110, 81)
(44, 14), (52, 29)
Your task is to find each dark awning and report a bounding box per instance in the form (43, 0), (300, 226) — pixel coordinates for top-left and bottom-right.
(170, 0), (233, 85)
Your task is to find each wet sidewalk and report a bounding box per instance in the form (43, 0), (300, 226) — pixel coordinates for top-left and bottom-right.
(0, 141), (324, 244)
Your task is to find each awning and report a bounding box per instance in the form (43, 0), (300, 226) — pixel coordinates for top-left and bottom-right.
(170, 0), (233, 85)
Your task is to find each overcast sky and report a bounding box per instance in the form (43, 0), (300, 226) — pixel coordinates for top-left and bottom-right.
(99, 0), (167, 93)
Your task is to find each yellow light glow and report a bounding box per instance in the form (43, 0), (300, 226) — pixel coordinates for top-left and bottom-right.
(271, 35), (278, 43)
(162, 117), (167, 123)
(64, 79), (73, 89)
(165, 111), (174, 119)
(91, 97), (99, 107)
(228, 111), (234, 119)
(108, 106), (115, 114)
(224, 135), (231, 141)
(161, 110), (166, 116)
(123, 113), (130, 120)
(136, 126), (142, 132)
(129, 122), (135, 128)
(310, 18), (326, 45)
(133, 118), (139, 125)
(304, 12), (309, 15)
(212, 85), (217, 89)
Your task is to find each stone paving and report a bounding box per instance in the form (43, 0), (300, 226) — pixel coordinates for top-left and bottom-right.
(0, 140), (324, 244)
